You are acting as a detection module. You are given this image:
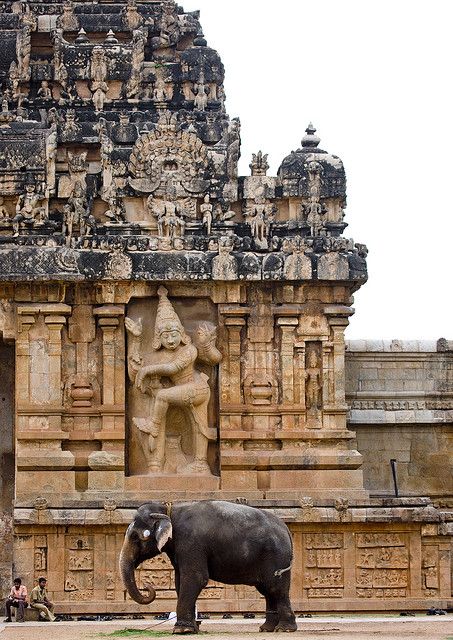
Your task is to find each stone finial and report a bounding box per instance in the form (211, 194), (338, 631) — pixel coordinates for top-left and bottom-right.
(193, 29), (207, 47)
(301, 122), (320, 149)
(249, 151), (269, 176)
(105, 30), (118, 45)
(75, 27), (89, 44)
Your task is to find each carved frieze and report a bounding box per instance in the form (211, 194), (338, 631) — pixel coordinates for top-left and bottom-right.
(355, 533), (409, 598)
(304, 533), (344, 599)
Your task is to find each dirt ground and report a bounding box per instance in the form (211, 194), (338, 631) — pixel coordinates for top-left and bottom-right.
(1, 616), (452, 640)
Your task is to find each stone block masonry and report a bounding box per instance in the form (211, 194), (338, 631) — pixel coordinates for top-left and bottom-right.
(0, 0), (450, 615)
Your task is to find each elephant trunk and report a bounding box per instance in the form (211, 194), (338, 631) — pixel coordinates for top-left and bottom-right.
(119, 537), (156, 605)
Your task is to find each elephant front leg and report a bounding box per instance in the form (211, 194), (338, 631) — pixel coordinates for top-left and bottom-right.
(173, 574), (207, 634)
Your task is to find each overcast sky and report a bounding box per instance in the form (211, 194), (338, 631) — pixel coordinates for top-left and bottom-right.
(181, 0), (453, 340)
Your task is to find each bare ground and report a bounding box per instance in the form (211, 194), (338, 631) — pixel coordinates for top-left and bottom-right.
(1, 616), (453, 640)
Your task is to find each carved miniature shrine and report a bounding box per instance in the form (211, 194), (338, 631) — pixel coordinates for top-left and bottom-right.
(0, 0), (451, 615)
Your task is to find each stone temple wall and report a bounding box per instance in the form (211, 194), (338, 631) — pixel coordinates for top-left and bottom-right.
(346, 340), (453, 500)
(0, 0), (451, 615)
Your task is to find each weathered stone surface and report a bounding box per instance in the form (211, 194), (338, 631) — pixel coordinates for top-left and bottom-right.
(0, 0), (449, 617)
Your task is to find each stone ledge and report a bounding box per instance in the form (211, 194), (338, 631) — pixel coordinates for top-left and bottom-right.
(346, 340), (439, 352)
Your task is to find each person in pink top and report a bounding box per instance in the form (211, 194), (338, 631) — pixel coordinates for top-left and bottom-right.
(4, 577), (28, 622)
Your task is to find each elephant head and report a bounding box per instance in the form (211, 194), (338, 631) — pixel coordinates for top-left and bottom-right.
(119, 504), (173, 605)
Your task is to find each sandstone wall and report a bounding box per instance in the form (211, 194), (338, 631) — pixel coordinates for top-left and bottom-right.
(346, 340), (453, 501)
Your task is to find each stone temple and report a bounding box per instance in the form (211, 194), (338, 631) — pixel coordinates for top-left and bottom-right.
(0, 0), (451, 615)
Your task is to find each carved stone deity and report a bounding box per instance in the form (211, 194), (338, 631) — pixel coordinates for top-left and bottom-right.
(45, 124), (58, 196)
(104, 188), (126, 224)
(151, 190), (186, 240)
(152, 75), (172, 103)
(155, 2), (179, 48)
(200, 194), (213, 235)
(304, 160), (325, 235)
(126, 287), (222, 474)
(125, 29), (145, 98)
(16, 24), (32, 80)
(68, 181), (92, 237)
(193, 73), (209, 111)
(57, 1), (79, 31)
(37, 80), (52, 100)
(245, 197), (275, 248)
(212, 236), (238, 280)
(283, 237), (312, 280)
(60, 109), (81, 142)
(95, 118), (114, 194)
(13, 178), (46, 236)
(90, 47), (109, 112)
(305, 349), (322, 414)
(122, 0), (144, 30)
(62, 202), (78, 246)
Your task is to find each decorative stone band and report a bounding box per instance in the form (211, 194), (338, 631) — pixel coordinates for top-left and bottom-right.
(0, 247), (367, 283)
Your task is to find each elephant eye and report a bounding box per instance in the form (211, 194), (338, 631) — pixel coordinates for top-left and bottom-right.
(143, 529), (151, 539)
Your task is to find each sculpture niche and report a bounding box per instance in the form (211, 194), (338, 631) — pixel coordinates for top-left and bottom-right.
(119, 501), (297, 634)
(126, 287), (222, 475)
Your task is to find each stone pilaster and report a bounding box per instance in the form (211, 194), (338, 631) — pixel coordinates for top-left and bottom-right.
(15, 304), (75, 497)
(87, 305), (126, 491)
(276, 316), (299, 430)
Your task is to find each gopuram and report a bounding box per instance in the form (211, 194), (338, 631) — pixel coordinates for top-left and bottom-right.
(0, 0), (451, 615)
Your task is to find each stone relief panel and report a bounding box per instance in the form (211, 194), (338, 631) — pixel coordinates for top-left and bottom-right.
(33, 535), (47, 580)
(126, 290), (221, 476)
(64, 535), (94, 602)
(303, 533), (344, 599)
(355, 533), (409, 598)
(422, 546), (439, 596)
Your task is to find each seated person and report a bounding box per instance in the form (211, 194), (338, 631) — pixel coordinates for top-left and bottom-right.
(4, 577), (28, 622)
(30, 577), (56, 622)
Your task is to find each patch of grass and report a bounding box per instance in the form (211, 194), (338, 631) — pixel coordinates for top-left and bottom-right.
(95, 630), (169, 638)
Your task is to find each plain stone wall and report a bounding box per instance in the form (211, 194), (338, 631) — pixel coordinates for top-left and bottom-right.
(346, 341), (453, 498)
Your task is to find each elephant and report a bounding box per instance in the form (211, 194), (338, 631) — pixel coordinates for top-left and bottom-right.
(119, 500), (297, 633)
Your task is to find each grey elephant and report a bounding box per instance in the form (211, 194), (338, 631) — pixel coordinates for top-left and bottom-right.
(119, 500), (297, 633)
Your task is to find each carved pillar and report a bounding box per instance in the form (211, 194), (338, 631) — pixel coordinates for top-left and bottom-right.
(222, 316), (246, 406)
(295, 342), (306, 411)
(218, 305), (249, 424)
(88, 305), (125, 487)
(324, 307), (352, 429)
(94, 305), (125, 420)
(322, 340), (334, 414)
(16, 308), (34, 411)
(277, 316), (299, 430)
(45, 312), (68, 407)
(277, 317), (298, 404)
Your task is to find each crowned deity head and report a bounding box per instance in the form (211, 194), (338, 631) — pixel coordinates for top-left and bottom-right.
(152, 286), (190, 350)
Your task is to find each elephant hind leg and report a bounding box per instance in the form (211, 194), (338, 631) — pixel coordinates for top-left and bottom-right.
(256, 585), (279, 632)
(259, 577), (297, 633)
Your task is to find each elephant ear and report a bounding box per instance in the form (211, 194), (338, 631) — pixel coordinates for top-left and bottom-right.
(150, 514), (173, 551)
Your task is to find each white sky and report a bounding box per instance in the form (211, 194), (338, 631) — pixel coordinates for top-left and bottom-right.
(181, 0), (453, 340)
